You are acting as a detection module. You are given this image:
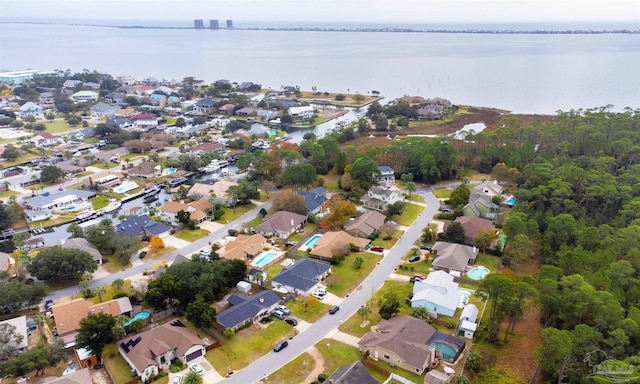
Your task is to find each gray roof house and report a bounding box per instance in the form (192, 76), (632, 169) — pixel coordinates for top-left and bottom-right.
(61, 237), (103, 264)
(459, 304), (479, 339)
(90, 101), (119, 117)
(0, 316), (28, 353)
(344, 211), (386, 238)
(431, 242), (478, 274)
(217, 291), (280, 330)
(104, 92), (125, 104)
(115, 215), (171, 239)
(271, 258), (331, 295)
(255, 210), (307, 239)
(361, 186), (403, 212)
(25, 189), (96, 211)
(297, 187), (328, 214)
(324, 361), (380, 384)
(18, 101), (44, 119)
(193, 98), (215, 114)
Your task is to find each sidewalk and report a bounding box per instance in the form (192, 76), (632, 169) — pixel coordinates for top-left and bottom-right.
(326, 329), (361, 347)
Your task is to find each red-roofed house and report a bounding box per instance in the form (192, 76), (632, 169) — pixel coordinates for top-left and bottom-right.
(29, 132), (63, 147)
(131, 113), (158, 129)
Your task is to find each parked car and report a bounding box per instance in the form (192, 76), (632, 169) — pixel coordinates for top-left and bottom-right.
(329, 305), (340, 315)
(44, 299), (54, 310)
(441, 207), (451, 213)
(190, 363), (204, 375)
(172, 374), (183, 384)
(312, 291), (325, 300)
(419, 244), (432, 251)
(410, 274), (426, 283)
(370, 246), (384, 252)
(285, 317), (298, 326)
(273, 340), (289, 352)
(272, 309), (286, 320)
(276, 305), (291, 315)
(409, 255), (421, 262)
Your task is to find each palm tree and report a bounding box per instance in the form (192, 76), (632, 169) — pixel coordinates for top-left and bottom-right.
(33, 313), (48, 345)
(183, 371), (203, 384)
(93, 285), (107, 303)
(357, 305), (372, 324)
(208, 191), (217, 221)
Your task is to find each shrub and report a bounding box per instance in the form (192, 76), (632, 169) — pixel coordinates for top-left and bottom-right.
(318, 373), (329, 382)
(139, 251), (147, 259)
(334, 94), (346, 101)
(112, 292), (128, 299)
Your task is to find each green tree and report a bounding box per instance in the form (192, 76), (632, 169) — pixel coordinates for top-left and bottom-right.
(439, 221), (465, 244)
(27, 246), (97, 282)
(75, 313), (117, 360)
(0, 323), (24, 358)
(357, 305), (372, 323)
(85, 218), (115, 254)
(65, 114), (82, 126)
(536, 327), (574, 383)
(502, 233), (534, 267)
(354, 256), (364, 269)
(334, 93), (346, 101)
(378, 290), (401, 320)
(405, 181), (416, 197)
(66, 222), (85, 238)
(176, 210), (191, 224)
(449, 184), (470, 206)
(349, 157), (380, 189)
(411, 306), (430, 321)
(40, 165), (65, 183)
(93, 285), (107, 303)
(1, 146), (20, 161)
(385, 201), (404, 217)
(112, 233), (141, 265)
(478, 273), (515, 342)
(112, 278), (125, 291)
(281, 163), (317, 191)
(186, 297), (217, 329)
(12, 231), (31, 249)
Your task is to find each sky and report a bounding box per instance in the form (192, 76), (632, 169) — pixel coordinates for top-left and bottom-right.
(1, 0), (639, 24)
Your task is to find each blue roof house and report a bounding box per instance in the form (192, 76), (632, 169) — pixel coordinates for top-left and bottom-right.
(376, 166), (395, 188)
(115, 215), (171, 239)
(297, 187), (328, 214)
(217, 291), (280, 330)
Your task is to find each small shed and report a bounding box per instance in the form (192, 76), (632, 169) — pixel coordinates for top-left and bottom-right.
(236, 281), (251, 294)
(425, 369), (452, 384)
(76, 347), (98, 368)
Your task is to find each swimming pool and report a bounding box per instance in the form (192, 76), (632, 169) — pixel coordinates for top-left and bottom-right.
(269, 130), (278, 136)
(112, 181), (138, 194)
(163, 167), (177, 175)
(506, 196), (516, 205)
(303, 235), (322, 249)
(58, 201), (91, 212)
(251, 250), (284, 269)
(468, 266), (490, 280)
(435, 342), (459, 361)
(124, 311), (150, 327)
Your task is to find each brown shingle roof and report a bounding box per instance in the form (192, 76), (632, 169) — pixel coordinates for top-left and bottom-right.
(224, 234), (266, 260)
(255, 211), (307, 234)
(310, 231), (370, 259)
(431, 242), (478, 272)
(343, 211), (386, 237)
(454, 216), (495, 239)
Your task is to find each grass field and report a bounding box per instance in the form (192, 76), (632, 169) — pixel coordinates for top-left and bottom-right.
(286, 296), (331, 323)
(315, 339), (363, 376)
(0, 190), (19, 198)
(287, 223), (317, 242)
(370, 230), (401, 249)
(263, 352), (315, 384)
(102, 255), (132, 273)
(393, 203), (424, 226)
(103, 343), (136, 384)
(175, 227), (210, 242)
(433, 188), (451, 199)
(206, 320), (294, 373)
(44, 120), (78, 133)
(216, 203), (256, 223)
(91, 195), (110, 210)
(325, 252), (381, 297)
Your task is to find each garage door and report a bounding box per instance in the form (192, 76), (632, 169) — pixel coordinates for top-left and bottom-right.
(185, 350), (203, 362)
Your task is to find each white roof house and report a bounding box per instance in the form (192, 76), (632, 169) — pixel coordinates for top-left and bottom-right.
(459, 303), (479, 339)
(288, 106), (315, 119)
(0, 316), (28, 352)
(411, 271), (460, 317)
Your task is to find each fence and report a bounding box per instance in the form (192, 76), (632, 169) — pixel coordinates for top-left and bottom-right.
(383, 373), (416, 384)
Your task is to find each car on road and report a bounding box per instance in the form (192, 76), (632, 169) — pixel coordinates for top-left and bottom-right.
(409, 255), (421, 262)
(172, 374), (183, 384)
(419, 244), (432, 251)
(276, 305), (291, 315)
(284, 317), (298, 326)
(441, 207), (451, 213)
(370, 246), (384, 252)
(273, 340), (288, 352)
(272, 309), (286, 320)
(190, 363), (204, 375)
(329, 305), (340, 315)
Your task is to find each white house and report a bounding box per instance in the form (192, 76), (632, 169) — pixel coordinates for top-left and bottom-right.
(18, 101), (44, 119)
(361, 186), (403, 212)
(288, 106), (315, 119)
(459, 304), (479, 339)
(411, 270), (460, 317)
(71, 91), (99, 102)
(29, 132), (63, 147)
(376, 165), (395, 188)
(131, 113), (158, 129)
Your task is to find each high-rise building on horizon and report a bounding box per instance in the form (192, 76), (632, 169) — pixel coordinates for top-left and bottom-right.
(226, 20), (233, 29)
(209, 19), (219, 29)
(194, 19), (204, 29)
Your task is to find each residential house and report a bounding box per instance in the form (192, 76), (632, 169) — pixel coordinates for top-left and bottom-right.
(458, 304), (479, 339)
(411, 271), (460, 317)
(395, 95), (426, 105)
(38, 92), (55, 107)
(257, 109), (278, 121)
(361, 186), (403, 212)
(297, 186), (328, 214)
(105, 117), (134, 129)
(29, 132), (63, 147)
(114, 108), (135, 117)
(44, 368), (93, 384)
(309, 231), (370, 261)
(131, 113), (158, 130)
(431, 242), (478, 275)
(119, 319), (206, 382)
(216, 290), (280, 330)
(104, 92), (125, 104)
(71, 90), (99, 102)
(63, 79), (82, 88)
(288, 106), (315, 119)
(376, 166), (395, 188)
(135, 85), (155, 95)
(271, 258), (331, 295)
(155, 86), (175, 95)
(223, 233), (267, 261)
(193, 98), (216, 114)
(190, 142), (226, 155)
(0, 251), (14, 272)
(235, 107), (257, 117)
(417, 104), (444, 120)
(453, 216), (496, 246)
(255, 210), (307, 239)
(217, 103), (236, 115)
(60, 237), (103, 265)
(0, 316), (28, 353)
(238, 81), (259, 92)
(344, 211), (386, 238)
(188, 181), (238, 205)
(463, 180), (502, 219)
(25, 189), (96, 211)
(18, 101), (44, 119)
(160, 199), (212, 225)
(23, 237), (45, 251)
(52, 297), (132, 346)
(127, 161), (157, 178)
(84, 82), (101, 90)
(90, 101), (119, 117)
(324, 361), (380, 384)
(359, 315), (466, 374)
(115, 215), (172, 239)
(149, 93), (166, 105)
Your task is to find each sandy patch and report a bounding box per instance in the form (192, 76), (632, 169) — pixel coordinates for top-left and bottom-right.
(0, 127), (30, 139)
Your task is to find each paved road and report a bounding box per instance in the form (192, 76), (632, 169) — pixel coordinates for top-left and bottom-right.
(45, 200), (272, 300)
(222, 188), (440, 384)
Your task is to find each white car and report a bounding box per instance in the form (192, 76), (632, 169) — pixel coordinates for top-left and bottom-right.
(190, 363), (204, 375)
(312, 291), (325, 300)
(172, 374), (183, 384)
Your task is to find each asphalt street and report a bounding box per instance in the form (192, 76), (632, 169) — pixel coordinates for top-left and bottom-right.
(222, 188), (439, 384)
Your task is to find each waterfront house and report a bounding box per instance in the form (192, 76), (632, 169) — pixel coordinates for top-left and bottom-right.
(217, 291), (280, 331)
(288, 105), (315, 120)
(115, 215), (172, 239)
(119, 319), (205, 382)
(376, 166), (395, 188)
(431, 242), (478, 274)
(255, 210), (307, 239)
(361, 186), (403, 212)
(71, 90), (99, 102)
(411, 271), (460, 317)
(60, 237), (103, 265)
(271, 258), (331, 295)
(25, 189), (96, 212)
(188, 181), (237, 205)
(190, 142), (226, 155)
(309, 231), (371, 261)
(23, 237), (45, 251)
(344, 211), (387, 238)
(160, 199), (212, 225)
(17, 101), (44, 119)
(297, 186), (328, 214)
(127, 161), (157, 178)
(257, 109), (278, 121)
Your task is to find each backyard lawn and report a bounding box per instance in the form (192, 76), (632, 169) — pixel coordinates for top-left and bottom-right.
(370, 230), (401, 249)
(175, 227), (210, 242)
(91, 194), (110, 210)
(406, 193), (425, 203)
(216, 203), (257, 223)
(103, 343), (136, 384)
(263, 352), (315, 384)
(206, 320), (294, 373)
(338, 280), (413, 338)
(325, 252), (382, 297)
(102, 255), (132, 273)
(44, 120), (78, 134)
(393, 203), (424, 226)
(288, 223), (317, 242)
